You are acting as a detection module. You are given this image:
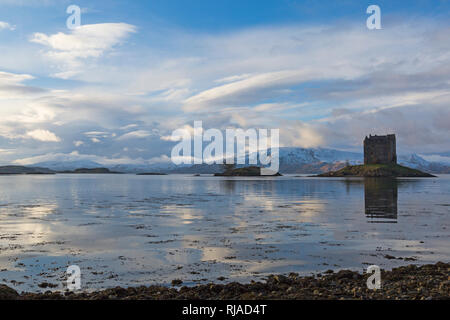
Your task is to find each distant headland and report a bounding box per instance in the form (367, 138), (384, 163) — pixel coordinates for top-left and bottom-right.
(136, 172), (168, 176)
(58, 168), (122, 174)
(0, 166), (121, 175)
(318, 134), (435, 177)
(0, 166), (55, 175)
(214, 165), (282, 177)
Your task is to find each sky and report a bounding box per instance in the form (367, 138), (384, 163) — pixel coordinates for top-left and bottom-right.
(0, 0), (449, 166)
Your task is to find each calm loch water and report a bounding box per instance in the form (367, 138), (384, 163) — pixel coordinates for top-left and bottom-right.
(0, 174), (449, 292)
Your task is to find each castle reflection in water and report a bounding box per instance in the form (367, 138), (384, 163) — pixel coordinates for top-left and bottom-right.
(364, 178), (398, 223)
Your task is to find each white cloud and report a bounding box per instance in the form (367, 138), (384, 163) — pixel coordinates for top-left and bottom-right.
(74, 140), (84, 147)
(183, 70), (310, 112)
(84, 131), (109, 137)
(0, 71), (33, 83)
(30, 23), (137, 78)
(317, 102), (450, 152)
(0, 21), (15, 31)
(280, 121), (324, 148)
(160, 124), (197, 141)
(26, 129), (61, 142)
(0, 71), (43, 99)
(214, 73), (252, 84)
(175, 22), (450, 116)
(117, 130), (153, 140)
(148, 154), (171, 164)
(120, 124), (139, 130)
(0, 148), (14, 154)
(1, 18), (450, 163)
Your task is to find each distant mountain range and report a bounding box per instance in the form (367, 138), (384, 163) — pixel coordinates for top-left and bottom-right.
(30, 160), (104, 171)
(22, 147), (450, 174)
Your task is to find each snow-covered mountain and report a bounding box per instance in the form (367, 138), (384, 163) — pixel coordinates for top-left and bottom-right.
(32, 160), (102, 171)
(279, 147), (362, 165)
(109, 162), (187, 174)
(29, 148), (450, 174)
(277, 148), (448, 173)
(398, 154), (429, 169)
(166, 148), (449, 174)
(398, 154), (450, 174)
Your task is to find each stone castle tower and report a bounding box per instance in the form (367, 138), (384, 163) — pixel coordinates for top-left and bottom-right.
(364, 134), (397, 165)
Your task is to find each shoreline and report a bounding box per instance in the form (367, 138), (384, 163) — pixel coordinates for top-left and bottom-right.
(1, 262), (448, 300)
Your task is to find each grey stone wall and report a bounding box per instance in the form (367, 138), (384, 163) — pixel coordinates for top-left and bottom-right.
(364, 134), (397, 165)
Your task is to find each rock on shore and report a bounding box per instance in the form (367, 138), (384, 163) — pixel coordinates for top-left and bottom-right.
(2, 262), (448, 300)
(0, 285), (19, 300)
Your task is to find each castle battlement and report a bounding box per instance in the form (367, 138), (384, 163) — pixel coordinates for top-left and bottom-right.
(364, 134), (397, 165)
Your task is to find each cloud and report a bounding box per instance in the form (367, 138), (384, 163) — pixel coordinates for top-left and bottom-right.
(214, 73), (252, 84)
(84, 131), (109, 137)
(0, 71), (33, 83)
(176, 22), (450, 115)
(279, 121), (324, 148)
(0, 148), (14, 154)
(317, 100), (450, 152)
(183, 70), (310, 112)
(26, 129), (61, 142)
(1, 18), (450, 164)
(30, 23), (137, 78)
(160, 124), (197, 141)
(116, 130), (153, 140)
(0, 71), (45, 98)
(120, 124), (139, 130)
(0, 21), (15, 31)
(148, 154), (171, 164)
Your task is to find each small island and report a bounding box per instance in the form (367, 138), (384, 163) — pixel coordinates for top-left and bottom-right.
(317, 163), (435, 177)
(317, 134), (435, 177)
(136, 172), (168, 175)
(58, 168), (122, 174)
(214, 165), (282, 177)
